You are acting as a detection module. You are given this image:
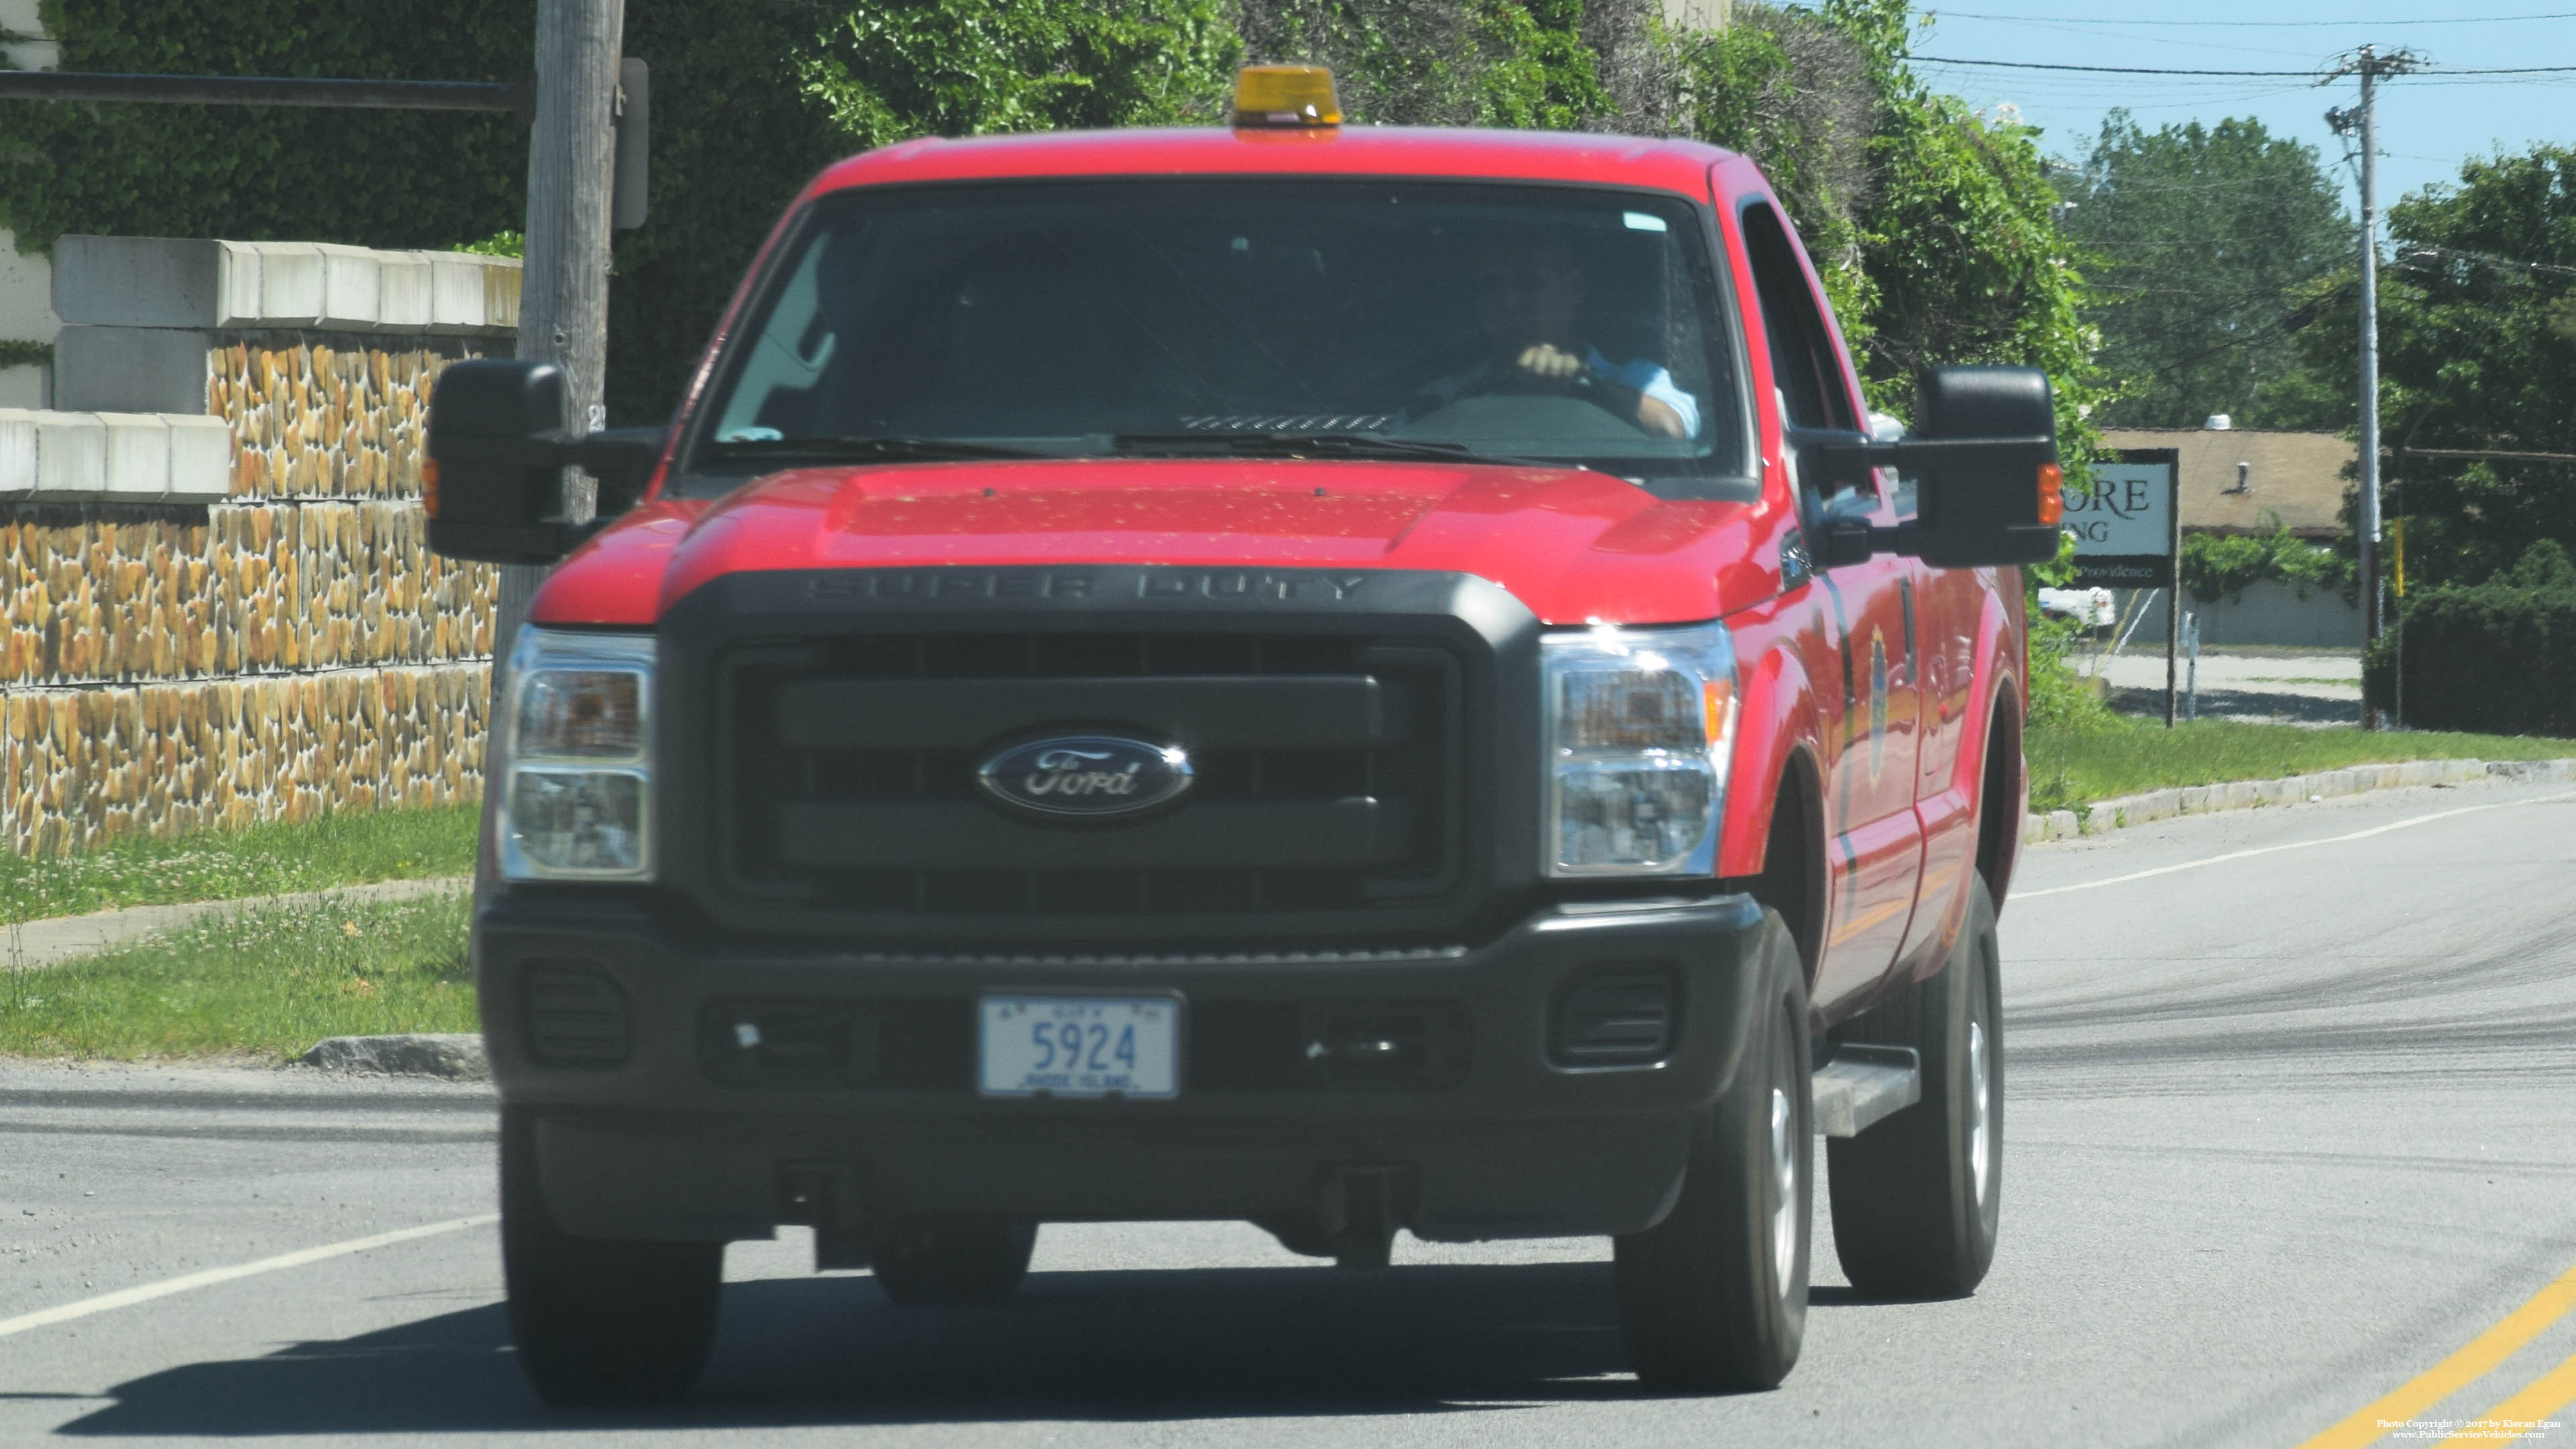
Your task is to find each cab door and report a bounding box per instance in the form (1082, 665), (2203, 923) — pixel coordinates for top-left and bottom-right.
(1896, 483), (1984, 972)
(1739, 202), (1924, 1015)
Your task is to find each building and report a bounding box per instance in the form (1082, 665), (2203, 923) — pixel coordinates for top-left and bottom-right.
(2102, 426), (2354, 540)
(2098, 426), (2360, 649)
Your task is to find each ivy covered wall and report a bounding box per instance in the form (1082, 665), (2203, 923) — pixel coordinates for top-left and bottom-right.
(0, 0), (2096, 448)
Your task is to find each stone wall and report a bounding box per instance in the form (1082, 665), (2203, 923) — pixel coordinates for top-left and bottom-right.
(0, 238), (517, 855)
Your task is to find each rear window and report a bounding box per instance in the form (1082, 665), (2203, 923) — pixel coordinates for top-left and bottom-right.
(684, 180), (1752, 495)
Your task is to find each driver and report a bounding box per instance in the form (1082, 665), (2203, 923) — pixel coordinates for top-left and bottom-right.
(1411, 235), (1699, 440)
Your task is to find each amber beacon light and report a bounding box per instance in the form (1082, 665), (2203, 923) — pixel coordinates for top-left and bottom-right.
(1233, 65), (1342, 128)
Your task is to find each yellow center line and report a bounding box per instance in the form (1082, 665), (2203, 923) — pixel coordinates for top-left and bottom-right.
(2295, 1261), (2576, 1449)
(2429, 1352), (2576, 1447)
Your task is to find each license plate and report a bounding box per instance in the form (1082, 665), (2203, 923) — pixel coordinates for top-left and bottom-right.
(978, 995), (1180, 1099)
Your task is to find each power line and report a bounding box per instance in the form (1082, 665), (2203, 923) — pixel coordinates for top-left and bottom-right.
(1914, 56), (2318, 76)
(1928, 8), (2576, 25)
(1913, 54), (2576, 76)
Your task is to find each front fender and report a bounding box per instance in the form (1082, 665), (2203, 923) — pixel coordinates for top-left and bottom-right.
(1719, 639), (1823, 879)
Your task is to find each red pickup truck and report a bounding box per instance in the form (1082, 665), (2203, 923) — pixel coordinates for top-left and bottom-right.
(428, 65), (2061, 1407)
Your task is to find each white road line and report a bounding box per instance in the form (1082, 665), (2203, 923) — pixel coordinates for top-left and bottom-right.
(2016, 790), (2576, 900)
(0, 1212), (498, 1342)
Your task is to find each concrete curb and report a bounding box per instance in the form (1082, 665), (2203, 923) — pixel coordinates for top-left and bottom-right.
(5, 876), (471, 971)
(299, 1033), (488, 1080)
(2022, 757), (2576, 844)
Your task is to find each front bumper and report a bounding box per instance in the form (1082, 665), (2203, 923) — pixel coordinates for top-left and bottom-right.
(478, 892), (1772, 1243)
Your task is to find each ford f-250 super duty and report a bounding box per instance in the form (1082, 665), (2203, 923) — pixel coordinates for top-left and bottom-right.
(425, 64), (2065, 1407)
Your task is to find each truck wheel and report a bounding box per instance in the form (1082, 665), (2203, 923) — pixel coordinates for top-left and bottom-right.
(870, 1216), (1039, 1305)
(500, 1111), (724, 1407)
(1612, 910), (1811, 1391)
(1827, 874), (2003, 1300)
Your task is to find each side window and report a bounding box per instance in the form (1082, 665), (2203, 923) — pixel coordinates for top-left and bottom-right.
(1740, 204), (1856, 435)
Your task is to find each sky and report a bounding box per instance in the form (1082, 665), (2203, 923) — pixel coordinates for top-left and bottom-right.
(1904, 2), (2576, 216)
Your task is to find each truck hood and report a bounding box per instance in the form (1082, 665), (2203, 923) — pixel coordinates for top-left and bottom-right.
(529, 458), (1785, 629)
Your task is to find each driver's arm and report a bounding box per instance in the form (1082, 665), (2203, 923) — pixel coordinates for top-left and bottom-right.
(1515, 345), (1692, 438)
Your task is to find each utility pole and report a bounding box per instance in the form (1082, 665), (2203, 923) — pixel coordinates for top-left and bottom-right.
(2325, 46), (2419, 730)
(497, 0), (626, 667)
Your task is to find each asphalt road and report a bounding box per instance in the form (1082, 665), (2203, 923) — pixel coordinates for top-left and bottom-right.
(5, 777), (2575, 1448)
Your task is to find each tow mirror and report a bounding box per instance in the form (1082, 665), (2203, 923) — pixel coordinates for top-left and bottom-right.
(424, 359), (664, 565)
(1813, 365), (2065, 570)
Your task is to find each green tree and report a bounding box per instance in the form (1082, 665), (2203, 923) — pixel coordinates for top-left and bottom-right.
(1662, 1), (2101, 458)
(2064, 112), (2350, 431)
(2350, 144), (2576, 590)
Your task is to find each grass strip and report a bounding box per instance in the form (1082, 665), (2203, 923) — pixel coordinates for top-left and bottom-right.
(0, 806), (479, 925)
(0, 891), (474, 1062)
(2026, 717), (2576, 814)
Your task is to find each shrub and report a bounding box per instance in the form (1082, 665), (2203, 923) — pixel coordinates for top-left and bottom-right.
(2366, 540), (2576, 735)
(2179, 519), (2347, 604)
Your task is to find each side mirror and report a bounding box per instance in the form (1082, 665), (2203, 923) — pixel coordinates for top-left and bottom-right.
(1816, 365), (2065, 570)
(424, 359), (665, 565)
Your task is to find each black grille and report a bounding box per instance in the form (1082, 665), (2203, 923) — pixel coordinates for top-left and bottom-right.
(720, 631), (1462, 921)
(523, 963), (629, 1068)
(1550, 969), (1677, 1068)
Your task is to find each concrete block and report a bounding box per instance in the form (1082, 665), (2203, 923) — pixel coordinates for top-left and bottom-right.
(53, 326), (211, 414)
(315, 243), (381, 330)
(255, 243), (325, 327)
(98, 412), (170, 499)
(2084, 801), (2122, 834)
(165, 414), (231, 500)
(0, 363), (46, 410)
(429, 256), (486, 331)
(2218, 779), (2260, 810)
(0, 228), (61, 349)
(48, 237), (518, 336)
(482, 257), (521, 331)
(31, 410), (105, 494)
(0, 407), (35, 494)
(215, 242), (263, 326)
(52, 235), (219, 329)
(377, 252), (434, 331)
(2046, 809), (2079, 840)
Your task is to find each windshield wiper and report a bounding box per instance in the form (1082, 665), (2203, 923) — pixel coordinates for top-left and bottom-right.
(1111, 432), (1563, 468)
(702, 435), (1052, 464)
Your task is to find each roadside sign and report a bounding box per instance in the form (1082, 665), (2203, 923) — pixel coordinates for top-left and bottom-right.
(2068, 452), (2178, 588)
(2069, 448), (2183, 727)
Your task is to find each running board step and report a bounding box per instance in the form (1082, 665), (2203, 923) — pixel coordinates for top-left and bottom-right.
(1813, 1044), (1922, 1137)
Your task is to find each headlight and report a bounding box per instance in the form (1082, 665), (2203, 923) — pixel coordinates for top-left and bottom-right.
(500, 627), (654, 881)
(1541, 622), (1738, 877)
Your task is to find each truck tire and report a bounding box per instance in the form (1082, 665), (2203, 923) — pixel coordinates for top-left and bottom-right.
(1612, 909), (1811, 1391)
(870, 1216), (1039, 1305)
(500, 1110), (724, 1407)
(1827, 873), (2003, 1300)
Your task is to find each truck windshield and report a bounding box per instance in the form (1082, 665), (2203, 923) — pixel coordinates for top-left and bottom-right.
(686, 180), (1750, 493)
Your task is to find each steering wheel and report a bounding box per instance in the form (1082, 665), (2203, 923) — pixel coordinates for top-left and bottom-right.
(1397, 393), (1649, 442)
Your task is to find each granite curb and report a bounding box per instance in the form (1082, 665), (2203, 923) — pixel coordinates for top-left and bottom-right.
(2021, 757), (2576, 844)
(298, 1031), (488, 1080)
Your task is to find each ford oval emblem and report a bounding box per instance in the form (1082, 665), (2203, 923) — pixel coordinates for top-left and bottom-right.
(977, 735), (1194, 818)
